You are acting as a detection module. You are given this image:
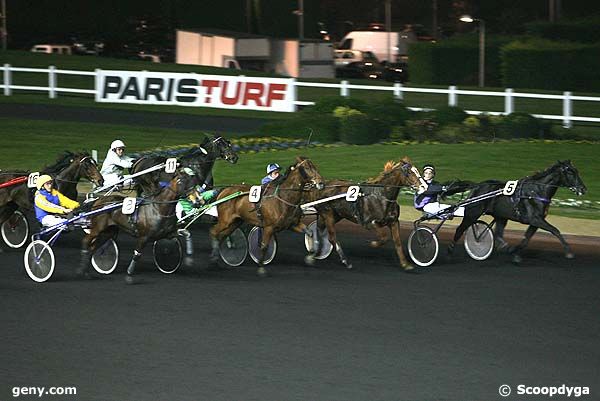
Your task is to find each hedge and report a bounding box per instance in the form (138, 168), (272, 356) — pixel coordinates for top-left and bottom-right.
(501, 39), (600, 91)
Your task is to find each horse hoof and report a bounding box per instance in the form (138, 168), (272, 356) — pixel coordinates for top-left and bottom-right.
(369, 240), (383, 248)
(304, 254), (315, 266)
(512, 255), (522, 265)
(256, 267), (270, 278)
(125, 275), (136, 285)
(566, 252), (575, 259)
(345, 263), (353, 270)
(447, 244), (455, 255)
(403, 264), (415, 272)
(183, 256), (194, 267)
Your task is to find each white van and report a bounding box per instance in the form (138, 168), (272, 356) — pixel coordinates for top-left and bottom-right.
(334, 50), (378, 66)
(30, 45), (72, 55)
(338, 30), (415, 63)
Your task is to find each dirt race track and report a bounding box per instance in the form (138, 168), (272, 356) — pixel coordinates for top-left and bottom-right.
(2, 219), (599, 401)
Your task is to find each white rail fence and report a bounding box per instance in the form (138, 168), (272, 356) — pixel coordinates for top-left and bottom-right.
(3, 63), (600, 128)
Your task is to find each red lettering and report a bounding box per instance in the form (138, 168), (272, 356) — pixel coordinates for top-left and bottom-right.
(220, 81), (244, 105)
(242, 82), (265, 107)
(265, 83), (286, 107)
(201, 80), (220, 103)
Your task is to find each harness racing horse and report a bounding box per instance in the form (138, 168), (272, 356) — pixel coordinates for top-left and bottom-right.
(306, 157), (422, 271)
(0, 152), (104, 243)
(449, 160), (587, 264)
(81, 168), (198, 282)
(131, 135), (239, 195)
(209, 156), (324, 277)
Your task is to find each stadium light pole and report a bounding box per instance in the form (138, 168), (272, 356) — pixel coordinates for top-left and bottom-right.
(460, 15), (485, 87)
(1, 0), (7, 51)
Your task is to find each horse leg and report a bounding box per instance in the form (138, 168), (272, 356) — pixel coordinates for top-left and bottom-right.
(125, 237), (146, 284)
(369, 226), (389, 248)
(209, 217), (241, 263)
(319, 212), (351, 269)
(257, 226), (275, 277)
(494, 219), (509, 252)
(510, 225), (538, 264)
(449, 205), (482, 255)
(390, 220), (413, 271)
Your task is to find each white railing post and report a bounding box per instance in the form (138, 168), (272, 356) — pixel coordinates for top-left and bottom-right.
(340, 80), (349, 97)
(504, 88), (513, 115)
(94, 68), (101, 102)
(290, 78), (298, 112)
(563, 91), (572, 129)
(448, 85), (457, 106)
(3, 63), (11, 96)
(92, 150), (98, 162)
(393, 82), (403, 101)
(48, 65), (57, 99)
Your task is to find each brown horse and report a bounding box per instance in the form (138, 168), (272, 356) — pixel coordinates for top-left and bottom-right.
(209, 156), (324, 277)
(0, 152), (104, 236)
(81, 168), (197, 282)
(305, 156), (422, 271)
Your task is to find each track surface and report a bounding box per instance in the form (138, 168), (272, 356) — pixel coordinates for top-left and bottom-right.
(2, 219), (599, 401)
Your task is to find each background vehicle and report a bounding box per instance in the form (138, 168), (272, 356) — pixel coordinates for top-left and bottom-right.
(30, 44), (72, 55)
(382, 62), (408, 83)
(335, 60), (383, 80)
(334, 50), (378, 67)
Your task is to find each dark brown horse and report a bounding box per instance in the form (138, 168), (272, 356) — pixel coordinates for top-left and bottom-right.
(81, 168), (198, 282)
(306, 157), (422, 271)
(0, 151), (104, 235)
(209, 156), (324, 277)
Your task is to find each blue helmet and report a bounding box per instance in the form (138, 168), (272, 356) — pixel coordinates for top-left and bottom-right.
(266, 163), (281, 174)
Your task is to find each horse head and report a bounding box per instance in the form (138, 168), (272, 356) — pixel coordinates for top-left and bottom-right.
(211, 136), (239, 164)
(49, 151), (104, 188)
(381, 156), (423, 191)
(290, 156), (324, 190)
(558, 160), (587, 196)
(167, 167), (199, 199)
(74, 152), (104, 187)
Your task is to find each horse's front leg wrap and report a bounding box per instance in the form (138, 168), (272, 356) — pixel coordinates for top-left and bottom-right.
(127, 249), (142, 275)
(210, 237), (220, 259)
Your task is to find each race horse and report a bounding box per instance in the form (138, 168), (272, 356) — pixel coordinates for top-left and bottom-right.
(81, 168), (198, 282)
(131, 135), (238, 195)
(0, 151), (104, 238)
(209, 156), (324, 277)
(449, 160), (587, 264)
(306, 157), (422, 271)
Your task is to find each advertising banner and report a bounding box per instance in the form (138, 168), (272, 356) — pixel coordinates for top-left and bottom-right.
(96, 70), (295, 112)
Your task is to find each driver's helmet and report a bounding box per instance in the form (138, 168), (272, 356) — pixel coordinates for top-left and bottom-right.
(111, 139), (126, 150)
(423, 164), (435, 181)
(266, 163), (281, 175)
(36, 174), (53, 190)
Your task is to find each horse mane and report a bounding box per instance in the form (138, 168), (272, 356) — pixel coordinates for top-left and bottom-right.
(526, 160), (565, 180)
(42, 151), (76, 174)
(365, 156), (412, 184)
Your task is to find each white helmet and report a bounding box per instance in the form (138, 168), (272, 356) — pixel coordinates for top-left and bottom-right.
(111, 139), (126, 150)
(266, 163), (281, 174)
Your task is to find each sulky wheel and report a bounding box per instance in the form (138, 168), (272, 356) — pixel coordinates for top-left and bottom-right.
(24, 240), (55, 282)
(464, 220), (495, 261)
(407, 226), (439, 267)
(153, 237), (183, 274)
(248, 226), (277, 265)
(1, 210), (29, 249)
(219, 228), (248, 267)
(303, 220), (333, 260)
(91, 238), (119, 274)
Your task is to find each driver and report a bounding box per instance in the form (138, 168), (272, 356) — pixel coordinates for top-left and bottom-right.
(414, 164), (464, 217)
(262, 163), (281, 185)
(34, 174), (80, 227)
(100, 139), (135, 187)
